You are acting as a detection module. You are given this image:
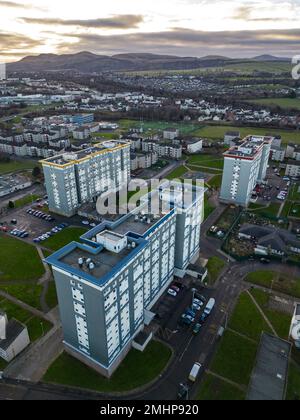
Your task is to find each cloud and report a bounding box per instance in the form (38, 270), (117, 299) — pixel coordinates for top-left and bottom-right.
(0, 31), (40, 53)
(55, 27), (300, 57)
(0, 0), (45, 10)
(19, 14), (144, 29)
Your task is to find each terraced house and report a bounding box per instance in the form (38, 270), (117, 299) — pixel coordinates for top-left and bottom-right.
(46, 182), (204, 377)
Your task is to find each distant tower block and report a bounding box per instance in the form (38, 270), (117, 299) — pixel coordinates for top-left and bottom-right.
(0, 63), (6, 80)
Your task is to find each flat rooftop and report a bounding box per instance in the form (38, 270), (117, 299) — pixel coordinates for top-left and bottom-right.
(247, 333), (291, 401)
(60, 246), (131, 279)
(224, 135), (273, 159)
(41, 140), (128, 166)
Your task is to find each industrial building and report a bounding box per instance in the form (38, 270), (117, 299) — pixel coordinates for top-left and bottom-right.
(220, 135), (272, 207)
(41, 140), (131, 217)
(45, 181), (204, 377)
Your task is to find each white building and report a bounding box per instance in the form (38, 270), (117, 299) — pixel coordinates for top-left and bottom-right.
(163, 128), (179, 141)
(0, 312), (30, 363)
(220, 135), (273, 207)
(185, 138), (203, 154)
(285, 160), (300, 178)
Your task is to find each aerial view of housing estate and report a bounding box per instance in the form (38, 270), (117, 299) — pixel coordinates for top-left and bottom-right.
(0, 0), (299, 405)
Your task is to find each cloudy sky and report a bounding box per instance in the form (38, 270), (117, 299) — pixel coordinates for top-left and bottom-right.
(0, 0), (299, 62)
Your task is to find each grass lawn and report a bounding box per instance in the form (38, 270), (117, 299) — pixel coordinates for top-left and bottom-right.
(196, 373), (246, 401)
(211, 330), (257, 386)
(249, 202), (281, 218)
(166, 166), (188, 180)
(0, 358), (7, 371)
(0, 297), (52, 343)
(206, 257), (226, 285)
(207, 174), (223, 189)
(286, 362), (300, 401)
(42, 227), (88, 251)
(1, 283), (43, 310)
(118, 119), (201, 135)
(0, 234), (45, 282)
(229, 292), (272, 341)
(13, 194), (40, 209)
(187, 165), (222, 175)
(290, 203), (300, 218)
(187, 154), (224, 170)
(245, 271), (300, 299)
(45, 281), (58, 309)
(288, 184), (300, 201)
(26, 317), (52, 341)
(204, 195), (216, 220)
(249, 289), (291, 340)
(281, 201), (293, 218)
(247, 98), (300, 110)
(44, 340), (172, 393)
(192, 125), (300, 145)
(0, 160), (36, 175)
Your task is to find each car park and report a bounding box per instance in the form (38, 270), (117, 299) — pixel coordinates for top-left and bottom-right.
(186, 308), (196, 318)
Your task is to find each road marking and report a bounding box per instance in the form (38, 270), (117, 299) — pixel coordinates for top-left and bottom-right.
(179, 336), (194, 362)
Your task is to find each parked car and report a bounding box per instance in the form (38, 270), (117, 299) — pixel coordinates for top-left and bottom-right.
(171, 285), (180, 293)
(168, 289), (177, 298)
(193, 323), (202, 335)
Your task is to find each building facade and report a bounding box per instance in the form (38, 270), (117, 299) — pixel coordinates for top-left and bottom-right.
(220, 135), (272, 207)
(46, 182), (204, 377)
(41, 140), (131, 217)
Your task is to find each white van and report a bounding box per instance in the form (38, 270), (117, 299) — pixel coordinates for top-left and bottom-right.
(204, 298), (216, 316)
(189, 363), (202, 382)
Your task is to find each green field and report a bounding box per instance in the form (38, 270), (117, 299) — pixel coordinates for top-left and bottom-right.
(44, 340), (172, 393)
(207, 174), (223, 189)
(245, 270), (300, 299)
(206, 256), (226, 285)
(187, 154), (224, 170)
(45, 281), (58, 309)
(124, 61), (291, 76)
(13, 194), (40, 209)
(196, 373), (246, 401)
(229, 292), (272, 341)
(286, 362), (300, 401)
(0, 234), (45, 282)
(247, 98), (300, 110)
(0, 160), (37, 175)
(118, 119), (201, 135)
(192, 125), (300, 145)
(166, 166), (188, 180)
(42, 227), (88, 251)
(250, 289), (291, 340)
(211, 330), (257, 386)
(204, 195), (216, 220)
(0, 297), (52, 343)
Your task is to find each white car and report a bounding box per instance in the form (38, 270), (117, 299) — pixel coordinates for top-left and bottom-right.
(168, 289), (177, 297)
(82, 220), (90, 226)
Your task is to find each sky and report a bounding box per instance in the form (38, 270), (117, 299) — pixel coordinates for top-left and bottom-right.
(0, 0), (299, 62)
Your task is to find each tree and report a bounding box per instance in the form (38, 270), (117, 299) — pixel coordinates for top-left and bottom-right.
(32, 166), (41, 178)
(8, 201), (15, 209)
